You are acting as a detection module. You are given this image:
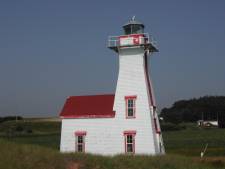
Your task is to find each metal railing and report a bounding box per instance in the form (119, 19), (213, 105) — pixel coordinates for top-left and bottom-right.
(108, 33), (157, 48)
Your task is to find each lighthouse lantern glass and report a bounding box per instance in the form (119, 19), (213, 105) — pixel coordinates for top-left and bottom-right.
(124, 24), (144, 35)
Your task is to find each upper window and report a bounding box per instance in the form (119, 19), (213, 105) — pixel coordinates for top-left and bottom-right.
(125, 96), (137, 118)
(75, 131), (86, 152)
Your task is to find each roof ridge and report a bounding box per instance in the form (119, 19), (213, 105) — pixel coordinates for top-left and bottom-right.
(69, 94), (115, 98)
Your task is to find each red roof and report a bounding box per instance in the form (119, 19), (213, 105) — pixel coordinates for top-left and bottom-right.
(60, 94), (115, 118)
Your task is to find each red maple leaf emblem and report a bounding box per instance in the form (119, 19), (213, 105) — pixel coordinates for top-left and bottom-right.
(133, 37), (139, 44)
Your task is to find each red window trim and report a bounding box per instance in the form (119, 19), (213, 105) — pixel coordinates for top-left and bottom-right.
(75, 131), (86, 153)
(125, 95), (137, 99)
(125, 95), (137, 119)
(123, 130), (136, 154)
(75, 131), (87, 136)
(123, 130), (136, 135)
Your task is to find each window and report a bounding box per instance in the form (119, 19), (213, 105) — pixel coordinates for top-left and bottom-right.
(124, 131), (136, 154)
(75, 131), (86, 152)
(125, 96), (137, 118)
(132, 25), (144, 34)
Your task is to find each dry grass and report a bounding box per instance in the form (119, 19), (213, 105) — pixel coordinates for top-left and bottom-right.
(1, 139), (225, 169)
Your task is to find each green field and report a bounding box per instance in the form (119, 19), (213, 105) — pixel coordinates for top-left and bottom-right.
(163, 128), (225, 156)
(0, 120), (61, 149)
(1, 120), (225, 169)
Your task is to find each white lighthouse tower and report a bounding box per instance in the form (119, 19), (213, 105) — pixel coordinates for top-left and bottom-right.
(108, 17), (165, 154)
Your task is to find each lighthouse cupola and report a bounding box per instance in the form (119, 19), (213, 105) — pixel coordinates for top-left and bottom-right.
(123, 16), (145, 35)
(108, 17), (158, 53)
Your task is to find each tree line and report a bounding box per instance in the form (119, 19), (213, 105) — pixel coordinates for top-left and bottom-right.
(0, 116), (23, 123)
(160, 96), (225, 125)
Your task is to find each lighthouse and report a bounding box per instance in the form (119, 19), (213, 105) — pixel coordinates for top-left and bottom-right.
(108, 17), (165, 154)
(59, 17), (164, 155)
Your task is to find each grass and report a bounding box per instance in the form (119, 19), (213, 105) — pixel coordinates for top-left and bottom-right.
(0, 120), (61, 134)
(0, 120), (61, 149)
(1, 139), (225, 169)
(2, 133), (60, 149)
(163, 128), (225, 156)
(1, 120), (225, 168)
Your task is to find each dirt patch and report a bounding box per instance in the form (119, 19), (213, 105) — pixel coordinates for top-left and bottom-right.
(66, 162), (82, 169)
(194, 157), (225, 168)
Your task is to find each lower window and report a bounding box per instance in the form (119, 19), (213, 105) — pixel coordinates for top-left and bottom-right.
(75, 131), (86, 152)
(124, 131), (136, 154)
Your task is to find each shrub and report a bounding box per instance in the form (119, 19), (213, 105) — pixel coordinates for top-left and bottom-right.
(15, 126), (24, 132)
(26, 129), (33, 134)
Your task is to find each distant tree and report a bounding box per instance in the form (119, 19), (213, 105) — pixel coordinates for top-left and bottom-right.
(160, 96), (225, 124)
(0, 116), (23, 123)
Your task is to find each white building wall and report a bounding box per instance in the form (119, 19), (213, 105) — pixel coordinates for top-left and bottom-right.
(61, 115), (157, 155)
(60, 46), (161, 155)
(113, 47), (159, 154)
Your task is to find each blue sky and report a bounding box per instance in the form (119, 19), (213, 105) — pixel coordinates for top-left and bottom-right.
(0, 0), (225, 117)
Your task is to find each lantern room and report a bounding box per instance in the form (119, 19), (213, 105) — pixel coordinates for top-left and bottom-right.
(123, 16), (144, 35)
(108, 17), (158, 53)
